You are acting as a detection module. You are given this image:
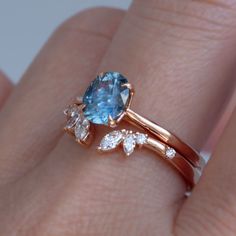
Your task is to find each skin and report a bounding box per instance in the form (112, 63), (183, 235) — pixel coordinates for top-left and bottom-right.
(0, 0), (236, 235)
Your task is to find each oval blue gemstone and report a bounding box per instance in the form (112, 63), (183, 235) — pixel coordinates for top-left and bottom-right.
(82, 72), (131, 125)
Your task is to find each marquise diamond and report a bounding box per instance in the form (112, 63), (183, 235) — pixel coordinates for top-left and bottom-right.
(98, 130), (148, 156)
(74, 116), (90, 141)
(65, 114), (81, 129)
(123, 134), (136, 156)
(99, 130), (123, 151)
(64, 105), (82, 130)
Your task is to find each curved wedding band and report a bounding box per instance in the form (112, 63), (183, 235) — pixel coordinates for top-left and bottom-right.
(146, 136), (201, 187)
(125, 109), (206, 171)
(64, 71), (205, 189)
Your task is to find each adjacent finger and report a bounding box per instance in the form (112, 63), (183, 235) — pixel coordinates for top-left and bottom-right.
(0, 70), (12, 109)
(0, 8), (125, 183)
(176, 96), (236, 236)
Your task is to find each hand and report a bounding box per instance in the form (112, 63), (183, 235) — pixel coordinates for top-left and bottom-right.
(0, 1), (235, 235)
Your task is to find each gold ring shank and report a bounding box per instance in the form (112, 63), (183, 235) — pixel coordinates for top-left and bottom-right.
(125, 108), (206, 171)
(145, 137), (200, 188)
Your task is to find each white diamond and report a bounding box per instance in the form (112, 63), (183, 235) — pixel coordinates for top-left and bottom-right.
(136, 133), (147, 145)
(99, 131), (123, 151)
(64, 104), (79, 116)
(65, 113), (81, 129)
(123, 134), (136, 156)
(74, 117), (90, 141)
(82, 118), (90, 128)
(75, 125), (85, 140)
(75, 124), (87, 140)
(64, 104), (83, 130)
(165, 147), (176, 159)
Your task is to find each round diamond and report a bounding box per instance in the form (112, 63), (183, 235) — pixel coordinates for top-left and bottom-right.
(165, 147), (176, 159)
(82, 72), (131, 125)
(136, 133), (147, 145)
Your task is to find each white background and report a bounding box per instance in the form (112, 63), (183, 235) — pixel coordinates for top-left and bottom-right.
(0, 0), (131, 83)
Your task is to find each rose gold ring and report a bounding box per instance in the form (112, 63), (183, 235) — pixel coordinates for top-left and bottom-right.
(125, 109), (206, 171)
(63, 72), (205, 189)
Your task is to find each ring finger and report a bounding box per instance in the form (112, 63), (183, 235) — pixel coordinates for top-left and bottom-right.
(49, 0), (236, 234)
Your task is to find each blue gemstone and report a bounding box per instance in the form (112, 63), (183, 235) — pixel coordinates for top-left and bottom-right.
(82, 72), (130, 125)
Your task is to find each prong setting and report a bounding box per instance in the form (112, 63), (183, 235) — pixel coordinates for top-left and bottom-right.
(108, 115), (117, 128)
(64, 72), (135, 149)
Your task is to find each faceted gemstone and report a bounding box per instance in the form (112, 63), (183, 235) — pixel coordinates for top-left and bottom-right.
(99, 130), (123, 151)
(135, 133), (147, 145)
(64, 104), (81, 129)
(83, 72), (131, 125)
(165, 147), (176, 159)
(123, 134), (136, 156)
(74, 117), (90, 141)
(71, 110), (90, 141)
(64, 104), (80, 116)
(65, 113), (80, 129)
(75, 124), (87, 140)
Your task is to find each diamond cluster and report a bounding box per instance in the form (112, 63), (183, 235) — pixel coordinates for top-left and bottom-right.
(64, 104), (90, 143)
(98, 130), (148, 156)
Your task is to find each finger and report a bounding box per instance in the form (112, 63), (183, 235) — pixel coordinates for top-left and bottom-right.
(51, 0), (236, 234)
(176, 97), (236, 236)
(0, 8), (125, 183)
(100, 0), (236, 149)
(97, 0), (236, 204)
(0, 70), (12, 109)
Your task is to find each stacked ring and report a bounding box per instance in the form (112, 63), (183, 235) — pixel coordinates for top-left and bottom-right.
(64, 72), (205, 189)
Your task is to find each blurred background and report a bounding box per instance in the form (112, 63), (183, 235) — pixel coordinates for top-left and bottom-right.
(0, 0), (131, 83)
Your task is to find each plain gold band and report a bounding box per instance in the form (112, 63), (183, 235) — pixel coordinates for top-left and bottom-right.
(145, 137), (201, 188)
